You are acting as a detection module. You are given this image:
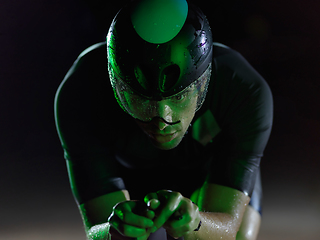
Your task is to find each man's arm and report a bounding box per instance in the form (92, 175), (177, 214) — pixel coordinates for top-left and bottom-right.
(190, 185), (261, 240)
(185, 183), (250, 240)
(145, 183), (250, 240)
(79, 190), (156, 240)
(79, 190), (130, 240)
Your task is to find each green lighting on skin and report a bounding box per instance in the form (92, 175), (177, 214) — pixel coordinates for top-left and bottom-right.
(134, 98), (197, 150)
(131, 0), (188, 44)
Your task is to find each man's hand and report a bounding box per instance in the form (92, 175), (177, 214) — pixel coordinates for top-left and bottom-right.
(144, 190), (201, 239)
(108, 200), (155, 239)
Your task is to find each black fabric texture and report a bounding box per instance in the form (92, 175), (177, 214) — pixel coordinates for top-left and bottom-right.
(54, 42), (272, 206)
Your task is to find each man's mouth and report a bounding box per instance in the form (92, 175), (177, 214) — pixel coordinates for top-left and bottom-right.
(136, 117), (181, 126)
(148, 132), (178, 144)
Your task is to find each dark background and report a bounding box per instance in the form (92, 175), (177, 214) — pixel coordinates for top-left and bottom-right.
(1, 0), (319, 239)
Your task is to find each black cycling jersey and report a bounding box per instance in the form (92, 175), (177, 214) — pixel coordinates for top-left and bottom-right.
(54, 42), (272, 213)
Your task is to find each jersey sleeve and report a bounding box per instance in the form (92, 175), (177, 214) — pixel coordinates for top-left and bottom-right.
(54, 43), (126, 204)
(207, 45), (273, 197)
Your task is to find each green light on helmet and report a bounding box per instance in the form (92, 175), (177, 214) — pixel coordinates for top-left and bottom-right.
(130, 0), (188, 44)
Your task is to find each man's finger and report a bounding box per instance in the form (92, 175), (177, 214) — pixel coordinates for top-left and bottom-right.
(166, 199), (200, 231)
(151, 191), (182, 232)
(136, 233), (151, 240)
(117, 223), (149, 237)
(114, 207), (154, 228)
(109, 212), (151, 238)
(148, 199), (161, 210)
(144, 192), (159, 204)
(165, 214), (192, 232)
(144, 209), (156, 219)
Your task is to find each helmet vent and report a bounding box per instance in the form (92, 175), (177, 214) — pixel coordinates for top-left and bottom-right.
(160, 64), (180, 92)
(134, 66), (149, 90)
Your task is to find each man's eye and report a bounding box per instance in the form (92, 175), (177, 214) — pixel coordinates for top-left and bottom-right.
(174, 95), (185, 101)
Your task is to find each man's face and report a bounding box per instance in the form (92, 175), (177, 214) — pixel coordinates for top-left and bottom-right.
(112, 64), (212, 150)
(135, 98), (197, 150)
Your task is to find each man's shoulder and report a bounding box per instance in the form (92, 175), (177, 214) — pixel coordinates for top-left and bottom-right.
(72, 42), (108, 76)
(213, 42), (250, 72)
(55, 42), (113, 117)
(212, 42), (266, 85)
(56, 42), (109, 95)
(54, 42), (122, 152)
(203, 42), (272, 129)
(78, 42), (107, 62)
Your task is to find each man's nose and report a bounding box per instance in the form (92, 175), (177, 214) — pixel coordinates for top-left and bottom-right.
(153, 100), (173, 124)
(152, 117), (169, 130)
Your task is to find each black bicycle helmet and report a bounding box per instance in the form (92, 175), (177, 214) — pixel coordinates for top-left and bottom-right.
(107, 0), (213, 122)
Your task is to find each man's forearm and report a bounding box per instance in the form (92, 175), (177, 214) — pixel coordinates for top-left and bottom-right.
(86, 223), (110, 240)
(184, 211), (241, 240)
(86, 212), (241, 240)
(87, 223), (135, 240)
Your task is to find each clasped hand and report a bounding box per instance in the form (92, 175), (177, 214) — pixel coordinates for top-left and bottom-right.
(108, 190), (200, 239)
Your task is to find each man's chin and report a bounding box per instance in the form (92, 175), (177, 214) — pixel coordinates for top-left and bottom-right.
(149, 136), (183, 150)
